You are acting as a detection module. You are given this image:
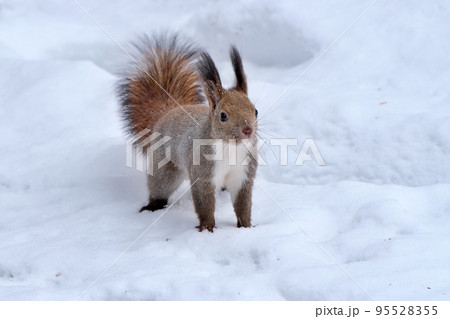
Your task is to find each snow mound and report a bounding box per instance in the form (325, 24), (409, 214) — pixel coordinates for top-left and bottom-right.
(186, 3), (318, 67)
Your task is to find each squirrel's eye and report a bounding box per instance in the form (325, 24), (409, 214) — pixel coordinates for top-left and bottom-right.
(220, 112), (228, 122)
(255, 109), (258, 117)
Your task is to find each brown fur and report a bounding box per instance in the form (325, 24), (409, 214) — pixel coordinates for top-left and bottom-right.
(117, 34), (204, 135)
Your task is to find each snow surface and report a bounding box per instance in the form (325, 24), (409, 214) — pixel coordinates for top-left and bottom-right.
(1, 0), (449, 300)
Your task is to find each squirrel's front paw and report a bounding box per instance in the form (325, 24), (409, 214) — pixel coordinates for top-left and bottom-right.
(196, 222), (215, 233)
(237, 218), (251, 228)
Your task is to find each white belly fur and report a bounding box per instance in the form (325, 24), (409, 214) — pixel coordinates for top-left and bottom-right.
(212, 141), (249, 203)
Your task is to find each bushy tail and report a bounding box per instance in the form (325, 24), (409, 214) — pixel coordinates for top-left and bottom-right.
(117, 34), (204, 135)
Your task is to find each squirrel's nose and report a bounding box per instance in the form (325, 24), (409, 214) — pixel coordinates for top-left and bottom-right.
(241, 126), (253, 138)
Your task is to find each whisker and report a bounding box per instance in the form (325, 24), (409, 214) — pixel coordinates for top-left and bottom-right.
(256, 133), (280, 163)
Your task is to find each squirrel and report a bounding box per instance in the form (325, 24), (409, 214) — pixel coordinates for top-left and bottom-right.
(117, 34), (258, 232)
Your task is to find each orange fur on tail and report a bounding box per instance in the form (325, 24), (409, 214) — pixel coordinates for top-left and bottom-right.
(117, 34), (204, 135)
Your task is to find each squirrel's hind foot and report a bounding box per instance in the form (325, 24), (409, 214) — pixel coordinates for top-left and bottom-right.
(139, 198), (168, 212)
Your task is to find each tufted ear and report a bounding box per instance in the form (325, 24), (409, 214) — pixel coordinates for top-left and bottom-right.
(229, 46), (247, 94)
(198, 50), (223, 110)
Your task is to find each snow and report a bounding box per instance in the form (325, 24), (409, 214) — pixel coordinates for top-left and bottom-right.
(1, 0), (449, 300)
